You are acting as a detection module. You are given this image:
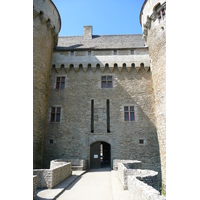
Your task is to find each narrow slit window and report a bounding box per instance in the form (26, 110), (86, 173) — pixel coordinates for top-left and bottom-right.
(107, 99), (110, 133)
(91, 100), (94, 133)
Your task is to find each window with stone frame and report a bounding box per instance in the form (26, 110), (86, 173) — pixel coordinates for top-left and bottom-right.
(50, 107), (61, 122)
(56, 77), (65, 89)
(162, 8), (166, 20)
(101, 76), (113, 88)
(124, 106), (135, 121)
(158, 7), (166, 23)
(139, 139), (144, 144)
(138, 139), (146, 145)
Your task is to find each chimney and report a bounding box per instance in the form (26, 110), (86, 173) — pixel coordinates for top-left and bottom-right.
(84, 26), (93, 39)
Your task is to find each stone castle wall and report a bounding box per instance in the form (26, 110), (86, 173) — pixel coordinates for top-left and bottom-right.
(33, 0), (61, 169)
(50, 159), (88, 170)
(113, 159), (142, 170)
(52, 51), (150, 72)
(128, 176), (166, 200)
(140, 0), (166, 192)
(32, 0), (166, 195)
(33, 162), (71, 189)
(43, 50), (161, 180)
(118, 163), (159, 190)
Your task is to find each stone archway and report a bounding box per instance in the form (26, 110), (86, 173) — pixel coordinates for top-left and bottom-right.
(90, 141), (111, 169)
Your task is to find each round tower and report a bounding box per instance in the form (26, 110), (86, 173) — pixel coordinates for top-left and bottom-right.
(140, 0), (166, 194)
(33, 0), (61, 169)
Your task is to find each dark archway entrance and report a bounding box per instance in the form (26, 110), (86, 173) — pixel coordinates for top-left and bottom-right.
(90, 141), (111, 169)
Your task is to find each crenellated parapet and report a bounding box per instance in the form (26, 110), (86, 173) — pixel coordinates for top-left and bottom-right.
(52, 54), (150, 73)
(33, 0), (61, 47)
(140, 0), (166, 42)
(52, 62), (150, 74)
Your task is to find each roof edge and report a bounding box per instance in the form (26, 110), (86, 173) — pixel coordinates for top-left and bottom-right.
(58, 34), (144, 38)
(54, 47), (148, 51)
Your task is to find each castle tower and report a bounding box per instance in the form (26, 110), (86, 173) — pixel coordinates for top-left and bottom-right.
(140, 0), (166, 193)
(33, 0), (61, 168)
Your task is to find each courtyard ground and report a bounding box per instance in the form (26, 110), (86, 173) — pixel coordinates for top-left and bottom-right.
(35, 168), (129, 200)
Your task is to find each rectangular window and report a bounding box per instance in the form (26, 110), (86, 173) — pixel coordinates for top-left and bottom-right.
(91, 100), (94, 133)
(50, 107), (61, 122)
(88, 51), (91, 56)
(158, 12), (161, 23)
(130, 106), (135, 121)
(56, 77), (65, 89)
(139, 139), (144, 144)
(107, 99), (110, 133)
(49, 139), (53, 144)
(162, 9), (166, 20)
(131, 50), (134, 55)
(113, 50), (117, 55)
(124, 106), (135, 121)
(101, 76), (113, 88)
(70, 51), (74, 56)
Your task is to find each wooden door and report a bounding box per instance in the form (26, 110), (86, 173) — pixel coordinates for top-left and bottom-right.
(90, 142), (101, 169)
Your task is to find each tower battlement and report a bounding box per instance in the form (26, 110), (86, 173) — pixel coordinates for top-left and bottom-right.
(140, 0), (166, 42)
(33, 0), (61, 46)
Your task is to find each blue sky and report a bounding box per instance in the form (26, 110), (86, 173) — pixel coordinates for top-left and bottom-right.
(52, 0), (144, 36)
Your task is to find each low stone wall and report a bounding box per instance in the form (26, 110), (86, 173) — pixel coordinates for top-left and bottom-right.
(118, 163), (158, 190)
(113, 159), (142, 170)
(128, 176), (166, 200)
(33, 175), (37, 200)
(33, 162), (71, 189)
(50, 160), (67, 169)
(51, 159), (88, 170)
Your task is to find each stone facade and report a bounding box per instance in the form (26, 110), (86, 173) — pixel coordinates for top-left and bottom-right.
(33, 0), (166, 194)
(140, 0), (166, 193)
(43, 33), (161, 183)
(33, 0), (61, 169)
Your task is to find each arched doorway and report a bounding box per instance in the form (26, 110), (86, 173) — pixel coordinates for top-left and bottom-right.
(90, 141), (111, 169)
